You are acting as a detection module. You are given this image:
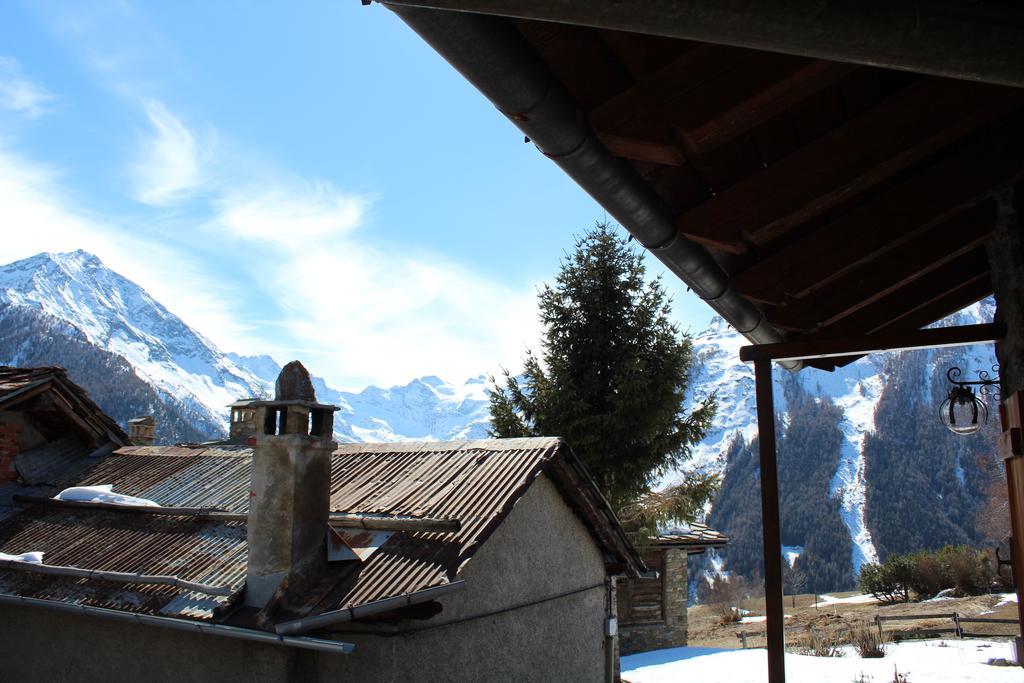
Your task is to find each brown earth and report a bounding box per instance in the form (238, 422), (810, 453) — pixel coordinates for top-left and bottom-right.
(688, 591), (1021, 651)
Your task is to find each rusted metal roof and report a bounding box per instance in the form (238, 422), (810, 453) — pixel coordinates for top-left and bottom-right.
(0, 366), (129, 446)
(14, 435), (92, 486)
(0, 507), (245, 619)
(0, 437), (643, 624)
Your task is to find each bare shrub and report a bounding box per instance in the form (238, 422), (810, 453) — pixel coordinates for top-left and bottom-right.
(850, 621), (887, 658)
(703, 574), (749, 624)
(802, 628), (844, 657)
(891, 666), (909, 682)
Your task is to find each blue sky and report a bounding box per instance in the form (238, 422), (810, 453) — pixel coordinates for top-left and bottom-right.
(0, 0), (710, 389)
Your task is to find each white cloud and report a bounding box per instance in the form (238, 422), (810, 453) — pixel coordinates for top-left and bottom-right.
(0, 57), (56, 118)
(0, 144), (256, 352)
(275, 247), (540, 388)
(131, 99), (205, 205)
(0, 139), (540, 389)
(209, 188), (539, 388)
(215, 179), (367, 243)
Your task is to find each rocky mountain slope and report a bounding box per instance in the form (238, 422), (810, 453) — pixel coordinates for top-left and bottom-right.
(0, 251), (491, 444)
(684, 300), (999, 589)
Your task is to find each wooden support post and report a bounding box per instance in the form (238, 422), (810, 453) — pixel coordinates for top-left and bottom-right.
(754, 359), (786, 683)
(999, 391), (1024, 665)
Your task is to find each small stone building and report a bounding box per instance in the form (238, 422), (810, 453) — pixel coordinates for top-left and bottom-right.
(618, 523), (727, 655)
(0, 364), (646, 682)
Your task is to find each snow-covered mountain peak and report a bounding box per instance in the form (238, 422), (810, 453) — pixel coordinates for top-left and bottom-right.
(0, 251), (267, 435)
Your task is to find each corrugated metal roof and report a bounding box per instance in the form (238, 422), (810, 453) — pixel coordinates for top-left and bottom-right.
(0, 507), (245, 619)
(0, 437), (642, 624)
(15, 435), (92, 486)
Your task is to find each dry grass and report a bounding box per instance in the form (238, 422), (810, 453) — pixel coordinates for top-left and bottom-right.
(802, 628), (844, 657)
(849, 621), (887, 658)
(688, 590), (1019, 650)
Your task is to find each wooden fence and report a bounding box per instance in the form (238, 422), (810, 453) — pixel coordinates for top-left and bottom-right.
(734, 612), (1018, 649)
(875, 612), (1018, 640)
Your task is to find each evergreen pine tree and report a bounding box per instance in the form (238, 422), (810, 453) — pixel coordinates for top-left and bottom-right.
(489, 222), (716, 516)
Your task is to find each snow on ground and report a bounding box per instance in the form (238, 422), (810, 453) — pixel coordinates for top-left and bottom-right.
(738, 615), (791, 624)
(622, 640), (1020, 682)
(782, 546), (803, 568)
(996, 593), (1019, 607)
(813, 593), (879, 607)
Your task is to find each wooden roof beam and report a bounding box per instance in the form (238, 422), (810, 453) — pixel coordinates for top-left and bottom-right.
(596, 134), (685, 166)
(587, 43), (753, 133)
(730, 120), (1024, 303)
(766, 200), (998, 332)
(689, 60), (855, 153)
(674, 79), (1022, 253)
(816, 248), (992, 338)
(740, 321), (1003, 363)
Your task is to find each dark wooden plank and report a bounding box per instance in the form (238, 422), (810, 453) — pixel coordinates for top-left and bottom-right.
(740, 322), (1004, 363)
(766, 200), (998, 331)
(691, 60), (856, 152)
(730, 122), (1024, 304)
(516, 20), (634, 111)
(675, 78), (1022, 253)
(823, 273), (992, 369)
(587, 43), (757, 133)
(819, 249), (992, 339)
(598, 133), (685, 166)
(596, 30), (693, 82)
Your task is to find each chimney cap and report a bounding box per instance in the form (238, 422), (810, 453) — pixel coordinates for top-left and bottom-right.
(228, 398), (259, 408)
(276, 361), (316, 402)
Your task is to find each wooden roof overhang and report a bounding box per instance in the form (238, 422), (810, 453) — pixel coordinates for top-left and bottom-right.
(381, 1), (1024, 371)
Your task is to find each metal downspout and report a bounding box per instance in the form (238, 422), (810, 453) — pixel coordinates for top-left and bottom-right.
(383, 3), (800, 370)
(275, 581), (467, 635)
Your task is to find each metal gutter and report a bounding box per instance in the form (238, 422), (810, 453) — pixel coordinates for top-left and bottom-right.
(275, 581), (467, 635)
(383, 3), (800, 369)
(0, 593), (355, 655)
(0, 558), (234, 596)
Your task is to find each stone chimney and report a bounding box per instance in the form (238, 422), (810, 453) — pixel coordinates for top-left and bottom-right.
(127, 416), (157, 446)
(244, 361), (338, 610)
(228, 399), (258, 441)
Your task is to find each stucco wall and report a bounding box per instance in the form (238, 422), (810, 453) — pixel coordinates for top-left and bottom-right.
(0, 473), (611, 682)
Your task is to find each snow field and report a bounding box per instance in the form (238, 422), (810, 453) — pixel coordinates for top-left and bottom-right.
(622, 639), (1020, 682)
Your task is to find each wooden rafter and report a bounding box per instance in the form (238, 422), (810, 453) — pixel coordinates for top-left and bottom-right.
(766, 200), (998, 331)
(675, 78), (1022, 253)
(597, 133), (685, 166)
(740, 322), (1004, 363)
(815, 249), (992, 338)
(587, 43), (753, 133)
(730, 122), (1024, 304)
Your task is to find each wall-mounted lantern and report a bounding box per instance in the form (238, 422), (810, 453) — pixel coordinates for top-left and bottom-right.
(940, 365), (1000, 435)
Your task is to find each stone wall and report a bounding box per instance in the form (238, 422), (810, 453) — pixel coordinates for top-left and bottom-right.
(618, 547), (689, 655)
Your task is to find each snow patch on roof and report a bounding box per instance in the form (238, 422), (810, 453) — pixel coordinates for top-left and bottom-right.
(55, 484), (160, 507)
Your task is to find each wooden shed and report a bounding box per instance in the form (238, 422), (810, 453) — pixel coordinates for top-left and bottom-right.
(618, 523), (727, 655)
